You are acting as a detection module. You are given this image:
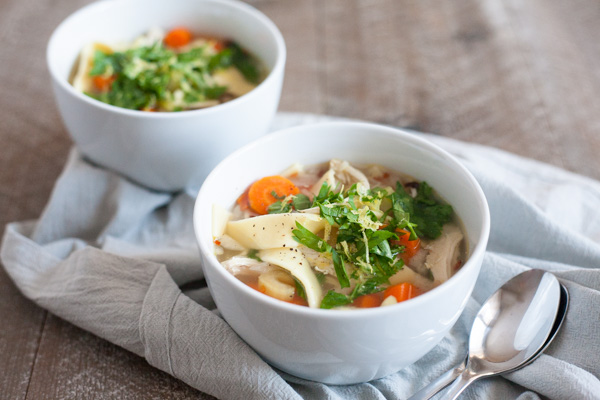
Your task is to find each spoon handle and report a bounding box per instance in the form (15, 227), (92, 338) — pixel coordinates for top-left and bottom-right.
(444, 369), (480, 400)
(408, 359), (467, 400)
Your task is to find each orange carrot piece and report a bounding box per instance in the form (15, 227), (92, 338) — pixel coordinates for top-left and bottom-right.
(212, 40), (225, 52)
(353, 293), (383, 308)
(384, 282), (420, 303)
(453, 260), (462, 271)
(237, 275), (264, 293)
(236, 187), (251, 211)
(244, 281), (265, 294)
(240, 274), (305, 304)
(393, 228), (421, 263)
(248, 175), (300, 215)
(287, 294), (308, 307)
(164, 27), (192, 48)
(92, 75), (116, 92)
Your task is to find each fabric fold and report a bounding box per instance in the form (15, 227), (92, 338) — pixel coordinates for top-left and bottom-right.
(2, 223), (160, 355)
(140, 267), (182, 374)
(139, 269), (300, 400)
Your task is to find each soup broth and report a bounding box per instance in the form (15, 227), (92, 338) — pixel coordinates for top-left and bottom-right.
(213, 160), (467, 309)
(70, 27), (265, 112)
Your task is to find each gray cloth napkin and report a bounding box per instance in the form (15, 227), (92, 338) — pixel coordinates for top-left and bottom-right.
(2, 113), (600, 400)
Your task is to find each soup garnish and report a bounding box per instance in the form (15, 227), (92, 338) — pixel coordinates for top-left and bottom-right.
(70, 27), (264, 111)
(213, 160), (466, 309)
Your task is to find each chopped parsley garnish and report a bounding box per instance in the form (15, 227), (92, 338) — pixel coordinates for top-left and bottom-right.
(294, 278), (306, 301)
(247, 249), (262, 261)
(411, 182), (454, 239)
(287, 180), (453, 308)
(267, 199), (292, 214)
(320, 291), (352, 309)
(228, 42), (262, 83)
(292, 221), (350, 288)
(292, 194), (312, 210)
(267, 192), (312, 214)
(86, 40), (262, 111)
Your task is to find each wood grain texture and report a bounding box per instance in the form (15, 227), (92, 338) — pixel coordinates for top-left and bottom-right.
(0, 0), (74, 397)
(1, 0), (599, 398)
(266, 0), (600, 179)
(26, 315), (208, 400)
(0, 274), (46, 399)
(256, 0), (324, 114)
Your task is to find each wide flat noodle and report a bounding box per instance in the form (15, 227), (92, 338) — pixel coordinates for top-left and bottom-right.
(213, 67), (257, 97)
(71, 42), (114, 93)
(226, 213), (326, 250)
(258, 248), (323, 308)
(212, 204), (231, 238)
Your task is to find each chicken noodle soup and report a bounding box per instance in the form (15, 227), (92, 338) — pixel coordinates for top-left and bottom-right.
(70, 27), (265, 111)
(213, 160), (467, 309)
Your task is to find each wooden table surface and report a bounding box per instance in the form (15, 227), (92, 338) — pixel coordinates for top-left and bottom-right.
(1, 0), (599, 398)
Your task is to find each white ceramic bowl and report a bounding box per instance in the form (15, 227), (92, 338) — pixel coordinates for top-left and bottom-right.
(47, 0), (285, 191)
(193, 121), (490, 384)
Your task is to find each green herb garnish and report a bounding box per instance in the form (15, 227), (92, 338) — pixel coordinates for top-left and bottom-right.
(288, 179), (453, 308)
(411, 182), (454, 239)
(228, 42), (261, 83)
(247, 249), (262, 261)
(320, 290), (352, 309)
(294, 278), (306, 301)
(267, 193), (313, 214)
(292, 194), (312, 210)
(292, 222), (350, 288)
(86, 38), (262, 111)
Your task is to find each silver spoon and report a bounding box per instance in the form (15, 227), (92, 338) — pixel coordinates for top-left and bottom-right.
(409, 269), (566, 400)
(410, 282), (568, 399)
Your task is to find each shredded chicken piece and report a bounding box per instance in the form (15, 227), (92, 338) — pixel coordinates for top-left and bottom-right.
(424, 224), (463, 284)
(221, 257), (274, 276)
(217, 234), (245, 251)
(389, 264), (436, 292)
(310, 169), (336, 195)
(280, 163), (304, 178)
(408, 248), (429, 275)
(381, 295), (398, 307)
(310, 159), (371, 194)
(298, 247), (335, 275)
(365, 164), (386, 180)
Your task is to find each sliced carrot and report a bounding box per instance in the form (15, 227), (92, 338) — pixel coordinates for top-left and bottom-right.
(212, 40), (225, 52)
(92, 75), (116, 92)
(392, 228), (421, 263)
(248, 175), (300, 215)
(287, 293), (308, 307)
(236, 187), (251, 211)
(164, 27), (192, 48)
(384, 282), (420, 303)
(244, 281), (266, 294)
(453, 260), (462, 272)
(353, 293), (383, 308)
(240, 274), (305, 304)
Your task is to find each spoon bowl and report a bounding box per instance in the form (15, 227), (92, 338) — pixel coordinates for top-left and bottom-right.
(410, 269), (565, 400)
(467, 269), (560, 374)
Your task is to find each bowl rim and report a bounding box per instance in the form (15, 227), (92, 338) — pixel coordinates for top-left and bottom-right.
(194, 121), (491, 319)
(46, 0), (286, 119)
